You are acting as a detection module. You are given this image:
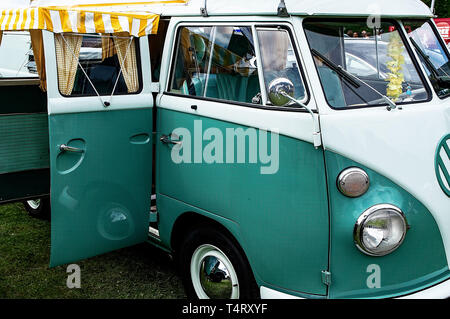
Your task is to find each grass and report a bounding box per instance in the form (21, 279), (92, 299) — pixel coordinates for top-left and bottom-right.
(0, 203), (186, 299)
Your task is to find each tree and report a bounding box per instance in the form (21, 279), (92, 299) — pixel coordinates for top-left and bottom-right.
(422, 0), (450, 18)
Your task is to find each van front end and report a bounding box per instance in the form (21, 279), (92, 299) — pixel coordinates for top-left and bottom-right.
(262, 101), (450, 299)
(324, 148), (450, 299)
(309, 16), (450, 299)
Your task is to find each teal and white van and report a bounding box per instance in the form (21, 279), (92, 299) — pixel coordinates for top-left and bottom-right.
(0, 0), (449, 299)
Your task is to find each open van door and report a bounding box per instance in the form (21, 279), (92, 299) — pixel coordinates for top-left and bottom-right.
(44, 31), (154, 267)
(0, 31), (50, 204)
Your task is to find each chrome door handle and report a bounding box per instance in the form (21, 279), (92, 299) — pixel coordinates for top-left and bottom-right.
(160, 134), (182, 146)
(60, 144), (84, 153)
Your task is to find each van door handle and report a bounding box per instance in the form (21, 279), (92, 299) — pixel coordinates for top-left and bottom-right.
(160, 134), (182, 146)
(60, 144), (84, 153)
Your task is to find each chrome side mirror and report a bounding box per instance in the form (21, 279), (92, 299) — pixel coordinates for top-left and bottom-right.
(268, 77), (295, 106)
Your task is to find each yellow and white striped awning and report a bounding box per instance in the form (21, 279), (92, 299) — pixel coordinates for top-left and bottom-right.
(0, 1), (189, 37)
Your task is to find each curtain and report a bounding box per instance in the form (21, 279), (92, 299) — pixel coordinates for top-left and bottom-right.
(258, 30), (289, 71)
(30, 30), (47, 91)
(114, 33), (139, 93)
(102, 35), (116, 61)
(55, 34), (82, 95)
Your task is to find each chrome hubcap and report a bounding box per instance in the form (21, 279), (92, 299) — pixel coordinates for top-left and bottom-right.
(27, 199), (41, 210)
(190, 244), (239, 299)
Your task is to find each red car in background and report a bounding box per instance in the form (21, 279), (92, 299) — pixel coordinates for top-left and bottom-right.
(435, 18), (450, 45)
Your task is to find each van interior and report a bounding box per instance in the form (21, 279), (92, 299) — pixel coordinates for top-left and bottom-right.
(0, 31), (50, 203)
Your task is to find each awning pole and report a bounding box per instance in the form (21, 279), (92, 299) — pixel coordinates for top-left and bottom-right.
(431, 0), (436, 14)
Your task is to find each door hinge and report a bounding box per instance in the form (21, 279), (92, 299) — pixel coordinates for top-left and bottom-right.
(321, 270), (331, 286)
(313, 131), (322, 149)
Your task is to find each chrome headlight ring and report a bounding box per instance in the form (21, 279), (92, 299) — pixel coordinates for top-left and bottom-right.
(354, 204), (409, 257)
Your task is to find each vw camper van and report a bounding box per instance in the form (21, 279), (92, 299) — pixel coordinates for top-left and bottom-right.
(0, 0), (449, 299)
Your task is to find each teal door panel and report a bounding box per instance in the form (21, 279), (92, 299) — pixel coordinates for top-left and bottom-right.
(49, 109), (153, 267)
(156, 107), (329, 295)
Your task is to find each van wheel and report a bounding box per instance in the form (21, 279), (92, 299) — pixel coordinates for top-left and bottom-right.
(23, 197), (50, 220)
(178, 226), (259, 299)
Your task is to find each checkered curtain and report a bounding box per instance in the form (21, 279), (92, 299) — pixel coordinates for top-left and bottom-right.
(55, 34), (82, 95)
(114, 33), (139, 93)
(102, 35), (116, 61)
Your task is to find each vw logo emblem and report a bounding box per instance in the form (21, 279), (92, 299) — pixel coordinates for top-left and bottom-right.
(435, 134), (450, 197)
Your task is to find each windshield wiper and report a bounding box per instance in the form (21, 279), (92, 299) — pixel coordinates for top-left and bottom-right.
(409, 38), (440, 77)
(311, 49), (398, 110)
(410, 37), (450, 89)
(311, 49), (360, 88)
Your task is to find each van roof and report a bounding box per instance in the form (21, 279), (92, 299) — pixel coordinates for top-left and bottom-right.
(31, 0), (433, 18)
(0, 0), (433, 37)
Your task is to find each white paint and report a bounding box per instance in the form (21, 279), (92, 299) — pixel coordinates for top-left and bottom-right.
(29, 0), (433, 19)
(398, 278), (450, 299)
(260, 286), (303, 299)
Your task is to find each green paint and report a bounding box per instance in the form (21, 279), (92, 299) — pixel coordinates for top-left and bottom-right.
(156, 108), (329, 296)
(49, 109), (153, 267)
(0, 113), (49, 174)
(435, 134), (450, 197)
(325, 151), (449, 299)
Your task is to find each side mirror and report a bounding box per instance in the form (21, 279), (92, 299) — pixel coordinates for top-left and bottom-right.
(268, 77), (295, 106)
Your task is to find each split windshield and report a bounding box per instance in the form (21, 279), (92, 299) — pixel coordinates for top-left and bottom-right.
(403, 20), (450, 99)
(304, 19), (429, 108)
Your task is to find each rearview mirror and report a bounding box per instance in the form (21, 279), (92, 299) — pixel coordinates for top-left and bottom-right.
(268, 77), (295, 106)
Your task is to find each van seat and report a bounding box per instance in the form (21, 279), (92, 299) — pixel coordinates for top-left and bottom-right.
(182, 73), (260, 104)
(317, 66), (346, 107)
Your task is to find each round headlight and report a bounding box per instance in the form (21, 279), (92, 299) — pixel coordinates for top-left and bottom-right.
(354, 204), (408, 256)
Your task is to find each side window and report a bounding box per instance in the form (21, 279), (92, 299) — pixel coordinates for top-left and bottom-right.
(54, 33), (141, 97)
(170, 25), (308, 108)
(0, 31), (38, 78)
(170, 26), (262, 105)
(257, 28), (307, 103)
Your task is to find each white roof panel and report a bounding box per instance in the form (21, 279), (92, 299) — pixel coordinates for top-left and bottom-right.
(32, 0), (432, 18)
(22, 0), (435, 18)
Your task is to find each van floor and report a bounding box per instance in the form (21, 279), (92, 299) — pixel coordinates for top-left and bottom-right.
(0, 203), (186, 298)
